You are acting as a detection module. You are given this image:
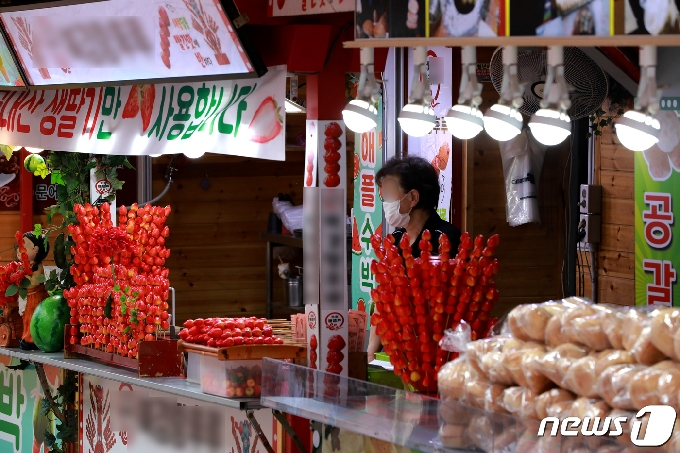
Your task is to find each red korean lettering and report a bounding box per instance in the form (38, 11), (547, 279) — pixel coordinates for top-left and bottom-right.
(361, 173), (375, 209)
(44, 90), (68, 115)
(0, 92), (17, 128)
(65, 89), (85, 113)
(7, 92), (29, 132)
(58, 115), (77, 138)
(643, 192), (673, 249)
(643, 259), (677, 306)
(173, 35), (185, 50)
(302, 0), (306, 11)
(40, 116), (56, 135)
(361, 131), (375, 165)
(195, 52), (205, 68)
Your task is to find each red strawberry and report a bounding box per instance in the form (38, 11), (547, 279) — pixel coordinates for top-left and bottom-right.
(324, 122), (343, 138)
(159, 6), (170, 27)
(122, 85), (140, 119)
(249, 97), (283, 144)
(140, 85), (156, 132)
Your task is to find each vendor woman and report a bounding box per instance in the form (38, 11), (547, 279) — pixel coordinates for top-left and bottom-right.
(367, 155), (461, 362)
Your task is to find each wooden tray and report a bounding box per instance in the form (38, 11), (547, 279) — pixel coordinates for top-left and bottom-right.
(64, 325), (183, 378)
(178, 340), (306, 361)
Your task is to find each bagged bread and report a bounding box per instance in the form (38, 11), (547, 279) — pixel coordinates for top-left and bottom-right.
(439, 424), (473, 449)
(597, 364), (645, 410)
(569, 397), (610, 419)
(621, 310), (650, 351)
(538, 344), (590, 387)
(467, 415), (518, 453)
(467, 335), (512, 377)
(481, 350), (516, 386)
(502, 342), (545, 387)
(521, 349), (555, 394)
(438, 357), (471, 401)
(631, 324), (668, 365)
(464, 379), (508, 413)
(562, 356), (599, 398)
(602, 309), (626, 350)
(594, 350), (636, 376)
(439, 398), (472, 426)
(501, 386), (539, 420)
(659, 366), (680, 408)
(606, 409), (635, 446)
(507, 301), (565, 342)
(562, 305), (613, 351)
(629, 360), (680, 409)
(535, 388), (576, 420)
(545, 315), (569, 347)
(651, 308), (680, 360)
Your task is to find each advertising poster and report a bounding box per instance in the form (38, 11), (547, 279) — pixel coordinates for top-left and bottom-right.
(635, 99), (680, 306)
(0, 152), (20, 211)
(0, 65), (286, 160)
(79, 373), (275, 453)
(410, 132), (453, 221)
(0, 362), (62, 453)
(351, 99), (382, 325)
(625, 0), (680, 34)
(270, 0), (354, 16)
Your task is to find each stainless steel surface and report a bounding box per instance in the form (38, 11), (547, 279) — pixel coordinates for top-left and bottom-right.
(284, 276), (303, 308)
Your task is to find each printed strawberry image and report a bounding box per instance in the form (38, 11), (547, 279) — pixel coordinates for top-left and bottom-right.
(323, 122), (343, 188)
(122, 85), (156, 133)
(277, 0), (286, 8)
(159, 6), (171, 69)
(353, 153), (360, 180)
(249, 97), (283, 144)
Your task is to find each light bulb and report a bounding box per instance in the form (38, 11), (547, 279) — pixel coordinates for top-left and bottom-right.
(445, 105), (484, 140)
(25, 147), (43, 153)
(483, 104), (523, 142)
(342, 99), (378, 133)
(615, 110), (660, 152)
(529, 109), (571, 146)
(399, 103), (435, 137)
(149, 153), (162, 157)
(184, 149), (205, 159)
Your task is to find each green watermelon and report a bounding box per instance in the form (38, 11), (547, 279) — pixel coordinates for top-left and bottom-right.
(30, 295), (69, 353)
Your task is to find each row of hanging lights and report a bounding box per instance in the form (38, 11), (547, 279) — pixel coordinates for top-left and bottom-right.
(343, 45), (661, 153)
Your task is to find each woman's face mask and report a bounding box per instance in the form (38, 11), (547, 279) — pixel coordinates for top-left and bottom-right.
(383, 192), (411, 228)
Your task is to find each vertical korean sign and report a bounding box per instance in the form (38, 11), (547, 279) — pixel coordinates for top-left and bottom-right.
(635, 102), (680, 306)
(351, 100), (382, 321)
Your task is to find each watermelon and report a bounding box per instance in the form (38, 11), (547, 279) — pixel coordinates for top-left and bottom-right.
(30, 295), (69, 353)
(352, 217), (361, 255)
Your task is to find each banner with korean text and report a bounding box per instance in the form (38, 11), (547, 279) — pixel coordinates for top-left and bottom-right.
(635, 100), (680, 306)
(0, 65), (286, 160)
(351, 99), (382, 324)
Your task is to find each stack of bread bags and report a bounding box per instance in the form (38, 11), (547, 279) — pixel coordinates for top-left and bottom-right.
(437, 297), (680, 453)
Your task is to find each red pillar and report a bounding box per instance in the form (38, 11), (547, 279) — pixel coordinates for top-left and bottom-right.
(19, 148), (32, 234)
(305, 26), (349, 121)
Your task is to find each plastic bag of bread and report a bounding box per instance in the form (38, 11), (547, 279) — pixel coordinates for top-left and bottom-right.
(464, 379), (508, 413)
(594, 350), (635, 376)
(545, 314), (569, 347)
(629, 360), (680, 409)
(602, 308), (626, 350)
(561, 304), (613, 351)
(651, 308), (680, 360)
(466, 335), (513, 377)
(467, 414), (518, 453)
(439, 424), (474, 450)
(521, 349), (556, 394)
(621, 308), (654, 351)
(607, 409), (635, 445)
(569, 397), (610, 420)
(538, 344), (590, 387)
(502, 341), (545, 387)
(501, 386), (539, 420)
(438, 398), (473, 426)
(597, 364), (645, 410)
(658, 365), (680, 408)
(438, 357), (471, 401)
(630, 323), (668, 365)
(507, 301), (567, 342)
(480, 350), (516, 386)
(535, 388), (576, 420)
(562, 356), (599, 398)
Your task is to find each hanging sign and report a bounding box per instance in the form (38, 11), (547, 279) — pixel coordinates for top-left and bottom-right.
(635, 100), (680, 306)
(0, 65), (286, 160)
(1, 0), (256, 87)
(351, 99), (382, 325)
(270, 0), (353, 17)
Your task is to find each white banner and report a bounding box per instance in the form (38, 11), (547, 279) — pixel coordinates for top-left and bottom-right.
(269, 0), (353, 16)
(0, 65), (286, 160)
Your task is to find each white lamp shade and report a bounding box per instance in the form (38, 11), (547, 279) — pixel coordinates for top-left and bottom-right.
(398, 103), (436, 137)
(615, 110), (660, 152)
(483, 104), (523, 142)
(342, 100), (378, 134)
(445, 105), (484, 140)
(528, 109), (571, 146)
(184, 149), (205, 159)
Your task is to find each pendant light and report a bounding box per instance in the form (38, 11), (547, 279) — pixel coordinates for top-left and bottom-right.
(399, 46), (436, 137)
(483, 46), (524, 142)
(615, 46), (661, 152)
(342, 48), (379, 134)
(444, 46), (483, 140)
(529, 46), (572, 146)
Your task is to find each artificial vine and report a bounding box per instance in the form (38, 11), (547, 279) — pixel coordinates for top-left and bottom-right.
(37, 365), (77, 453)
(587, 78), (633, 138)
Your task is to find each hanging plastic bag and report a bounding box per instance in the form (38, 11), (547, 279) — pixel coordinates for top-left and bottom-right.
(499, 129), (548, 226)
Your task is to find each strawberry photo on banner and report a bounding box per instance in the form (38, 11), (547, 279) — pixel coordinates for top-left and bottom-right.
(319, 121), (346, 189)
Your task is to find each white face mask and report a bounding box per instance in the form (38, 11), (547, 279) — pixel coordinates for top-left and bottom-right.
(383, 193), (411, 228)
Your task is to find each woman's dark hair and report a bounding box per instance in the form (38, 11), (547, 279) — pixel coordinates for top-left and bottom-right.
(376, 156), (440, 211)
(23, 232), (49, 271)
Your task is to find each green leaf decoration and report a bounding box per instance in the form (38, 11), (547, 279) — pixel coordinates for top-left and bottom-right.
(37, 274), (46, 284)
(33, 224), (42, 237)
(5, 285), (18, 297)
(19, 288), (27, 299)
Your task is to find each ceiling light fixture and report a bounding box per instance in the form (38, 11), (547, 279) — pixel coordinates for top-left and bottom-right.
(483, 46), (524, 142)
(342, 48), (379, 134)
(529, 46), (572, 146)
(615, 46), (660, 152)
(399, 46), (436, 137)
(445, 46), (483, 140)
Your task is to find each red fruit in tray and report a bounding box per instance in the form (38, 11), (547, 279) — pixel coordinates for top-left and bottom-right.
(274, 338), (284, 344)
(324, 137), (342, 153)
(264, 336), (274, 345)
(324, 122), (343, 138)
(233, 336), (244, 345)
(249, 96), (283, 144)
(252, 327), (262, 337)
(263, 326), (273, 337)
(254, 337), (264, 345)
(224, 338), (235, 347)
(324, 174), (340, 187)
(487, 234), (500, 248)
